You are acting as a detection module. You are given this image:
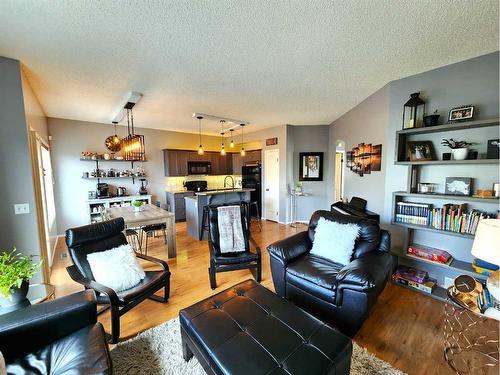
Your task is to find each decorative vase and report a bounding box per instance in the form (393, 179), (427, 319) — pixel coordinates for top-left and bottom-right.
(423, 114), (440, 127)
(0, 279), (29, 308)
(451, 148), (468, 160)
(133, 206), (143, 212)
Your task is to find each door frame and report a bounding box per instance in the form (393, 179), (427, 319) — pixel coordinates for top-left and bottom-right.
(263, 148), (280, 222)
(29, 129), (51, 282)
(335, 151), (344, 202)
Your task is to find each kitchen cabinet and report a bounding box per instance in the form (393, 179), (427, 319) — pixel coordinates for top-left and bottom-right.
(164, 149), (260, 176)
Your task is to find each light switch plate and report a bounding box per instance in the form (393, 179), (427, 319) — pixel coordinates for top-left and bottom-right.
(14, 203), (30, 215)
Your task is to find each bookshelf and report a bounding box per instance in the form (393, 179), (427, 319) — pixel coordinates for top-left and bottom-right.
(392, 117), (499, 302)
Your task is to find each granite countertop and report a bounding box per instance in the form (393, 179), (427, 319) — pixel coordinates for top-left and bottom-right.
(165, 189), (194, 193)
(194, 188), (254, 196)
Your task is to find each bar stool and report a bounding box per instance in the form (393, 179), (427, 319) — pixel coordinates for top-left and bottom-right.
(249, 201), (262, 231)
(141, 202), (167, 255)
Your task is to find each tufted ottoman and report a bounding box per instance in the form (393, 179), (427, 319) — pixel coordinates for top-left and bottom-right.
(179, 279), (352, 375)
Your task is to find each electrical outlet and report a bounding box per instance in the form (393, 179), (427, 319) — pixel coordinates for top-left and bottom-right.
(14, 203), (30, 215)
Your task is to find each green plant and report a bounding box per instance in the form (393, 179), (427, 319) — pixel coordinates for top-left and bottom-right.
(441, 138), (473, 149)
(131, 200), (143, 208)
(0, 249), (41, 298)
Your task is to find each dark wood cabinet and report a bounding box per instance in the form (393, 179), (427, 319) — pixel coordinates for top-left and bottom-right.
(164, 149), (261, 176)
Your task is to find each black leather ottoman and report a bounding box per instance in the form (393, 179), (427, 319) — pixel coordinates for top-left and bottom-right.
(179, 280), (352, 375)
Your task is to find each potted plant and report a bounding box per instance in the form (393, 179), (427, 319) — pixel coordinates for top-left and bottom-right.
(441, 138), (473, 160)
(131, 200), (144, 212)
(423, 110), (440, 127)
(0, 249), (40, 307)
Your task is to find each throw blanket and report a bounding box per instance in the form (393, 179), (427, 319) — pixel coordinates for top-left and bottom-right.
(217, 206), (246, 253)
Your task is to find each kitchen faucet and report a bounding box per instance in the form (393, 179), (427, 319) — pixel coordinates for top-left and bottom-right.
(224, 175), (235, 189)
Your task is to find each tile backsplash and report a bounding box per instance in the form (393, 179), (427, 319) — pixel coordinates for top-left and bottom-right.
(165, 175), (242, 191)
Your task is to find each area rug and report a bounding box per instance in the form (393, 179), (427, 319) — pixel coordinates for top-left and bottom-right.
(111, 317), (406, 375)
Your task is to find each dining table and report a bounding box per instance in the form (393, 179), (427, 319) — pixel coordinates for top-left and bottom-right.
(104, 204), (177, 258)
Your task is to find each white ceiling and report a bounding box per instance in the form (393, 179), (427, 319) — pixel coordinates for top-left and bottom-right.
(0, 1), (498, 135)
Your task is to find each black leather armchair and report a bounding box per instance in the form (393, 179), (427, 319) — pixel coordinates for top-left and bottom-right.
(207, 203), (262, 289)
(0, 290), (111, 374)
(268, 210), (392, 337)
(66, 217), (171, 343)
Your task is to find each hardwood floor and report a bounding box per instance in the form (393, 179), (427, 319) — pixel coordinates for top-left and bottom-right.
(51, 220), (498, 375)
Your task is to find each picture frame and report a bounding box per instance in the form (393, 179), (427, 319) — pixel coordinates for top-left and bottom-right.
(445, 177), (472, 196)
(448, 105), (474, 122)
(407, 141), (434, 161)
(346, 143), (382, 176)
(299, 152), (323, 181)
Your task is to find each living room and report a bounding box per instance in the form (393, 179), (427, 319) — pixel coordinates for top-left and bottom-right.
(0, 2), (499, 375)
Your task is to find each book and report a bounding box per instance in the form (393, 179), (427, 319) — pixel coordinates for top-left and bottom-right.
(393, 266), (428, 284)
(392, 274), (436, 294)
(407, 244), (452, 264)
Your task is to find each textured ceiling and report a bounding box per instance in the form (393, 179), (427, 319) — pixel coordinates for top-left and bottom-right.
(0, 1), (498, 135)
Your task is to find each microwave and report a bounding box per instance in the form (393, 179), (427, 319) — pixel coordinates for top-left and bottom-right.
(187, 161), (212, 175)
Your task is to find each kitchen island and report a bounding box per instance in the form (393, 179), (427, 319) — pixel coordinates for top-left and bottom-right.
(185, 188), (254, 240)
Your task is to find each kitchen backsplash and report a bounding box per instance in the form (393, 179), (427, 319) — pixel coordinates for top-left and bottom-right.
(165, 175), (242, 191)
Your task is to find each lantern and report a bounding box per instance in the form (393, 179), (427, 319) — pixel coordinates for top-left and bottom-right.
(402, 92), (425, 129)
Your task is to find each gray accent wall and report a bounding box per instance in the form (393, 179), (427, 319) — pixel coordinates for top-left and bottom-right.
(330, 51), (499, 284)
(329, 84), (390, 227)
(0, 57), (43, 281)
(289, 125), (331, 222)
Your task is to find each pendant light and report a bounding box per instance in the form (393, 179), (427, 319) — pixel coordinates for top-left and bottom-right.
(229, 129), (235, 148)
(240, 124), (246, 156)
(197, 116), (204, 155)
(220, 120), (226, 155)
(104, 122), (122, 152)
(122, 107), (146, 161)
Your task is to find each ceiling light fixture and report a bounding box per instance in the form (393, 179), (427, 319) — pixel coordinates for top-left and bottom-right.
(220, 120), (226, 156)
(197, 116), (204, 155)
(240, 124), (246, 156)
(122, 105), (146, 161)
(229, 129), (235, 148)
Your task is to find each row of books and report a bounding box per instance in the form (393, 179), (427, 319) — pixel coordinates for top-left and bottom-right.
(391, 266), (435, 294)
(395, 202), (495, 235)
(395, 202), (430, 226)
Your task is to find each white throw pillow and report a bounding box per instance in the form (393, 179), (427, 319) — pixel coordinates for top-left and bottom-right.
(310, 217), (360, 265)
(87, 244), (145, 292)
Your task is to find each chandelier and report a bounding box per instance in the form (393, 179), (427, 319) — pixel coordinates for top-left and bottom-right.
(122, 106), (146, 161)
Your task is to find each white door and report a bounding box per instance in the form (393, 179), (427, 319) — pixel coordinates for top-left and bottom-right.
(264, 149), (279, 221)
(37, 141), (57, 267)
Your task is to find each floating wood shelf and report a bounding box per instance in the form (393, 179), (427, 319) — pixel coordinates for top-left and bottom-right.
(391, 247), (487, 280)
(396, 118), (499, 136)
(393, 191), (499, 204)
(395, 159), (499, 166)
(391, 221), (475, 239)
(390, 280), (448, 302)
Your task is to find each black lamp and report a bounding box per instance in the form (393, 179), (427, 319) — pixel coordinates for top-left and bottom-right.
(402, 92), (425, 130)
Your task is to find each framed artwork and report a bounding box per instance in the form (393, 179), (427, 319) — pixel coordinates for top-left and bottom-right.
(407, 141), (434, 161)
(299, 152), (323, 181)
(448, 105), (474, 122)
(346, 143), (382, 176)
(445, 177), (472, 196)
